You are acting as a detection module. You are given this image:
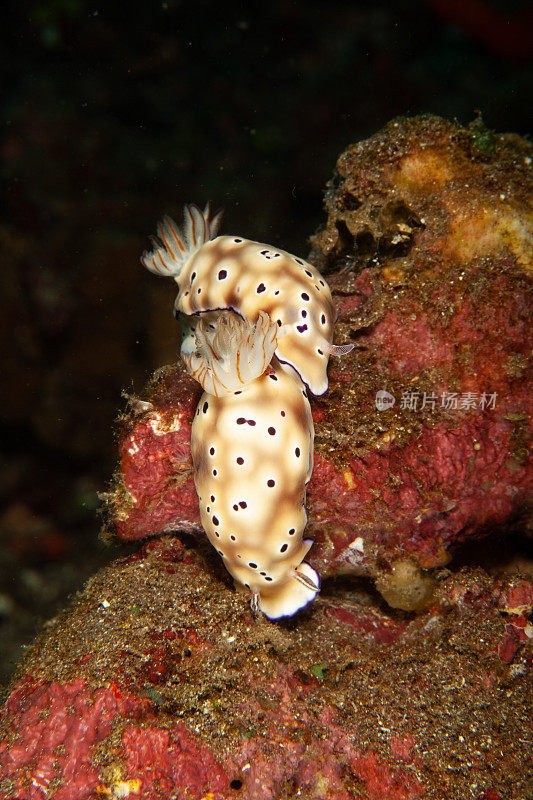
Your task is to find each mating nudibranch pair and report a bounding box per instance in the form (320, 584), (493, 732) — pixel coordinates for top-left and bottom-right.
(142, 204), (351, 618)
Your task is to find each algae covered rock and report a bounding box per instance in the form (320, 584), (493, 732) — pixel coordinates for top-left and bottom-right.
(1, 536), (532, 799)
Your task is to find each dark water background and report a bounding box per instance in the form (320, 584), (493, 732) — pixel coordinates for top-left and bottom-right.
(0, 0), (531, 683)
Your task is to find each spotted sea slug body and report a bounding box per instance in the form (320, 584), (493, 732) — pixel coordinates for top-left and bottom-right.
(141, 204), (350, 617)
(191, 357), (318, 618)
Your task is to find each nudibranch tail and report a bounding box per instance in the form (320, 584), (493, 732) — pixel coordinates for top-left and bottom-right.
(258, 562), (320, 619)
(182, 309), (278, 396)
(141, 203), (223, 279)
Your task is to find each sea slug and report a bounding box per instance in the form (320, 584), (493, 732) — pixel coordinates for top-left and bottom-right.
(141, 204), (349, 616)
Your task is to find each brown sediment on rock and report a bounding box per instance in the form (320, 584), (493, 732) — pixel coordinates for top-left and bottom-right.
(310, 115), (532, 276)
(1, 537), (532, 799)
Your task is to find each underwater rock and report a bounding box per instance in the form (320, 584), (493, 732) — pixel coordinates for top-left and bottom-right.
(105, 115), (532, 607)
(105, 368), (202, 542)
(0, 536), (531, 799)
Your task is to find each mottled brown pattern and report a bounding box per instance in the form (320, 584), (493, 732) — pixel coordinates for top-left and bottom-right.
(176, 236), (335, 395)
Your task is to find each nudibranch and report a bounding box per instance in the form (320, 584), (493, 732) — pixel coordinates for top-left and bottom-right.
(141, 204), (349, 618)
(191, 349), (319, 619)
(142, 203), (347, 397)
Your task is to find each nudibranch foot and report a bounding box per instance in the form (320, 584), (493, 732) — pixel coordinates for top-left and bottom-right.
(141, 203), (223, 279)
(181, 309), (278, 396)
(257, 562), (320, 619)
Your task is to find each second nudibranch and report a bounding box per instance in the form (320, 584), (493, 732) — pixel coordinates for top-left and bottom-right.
(141, 204), (349, 618)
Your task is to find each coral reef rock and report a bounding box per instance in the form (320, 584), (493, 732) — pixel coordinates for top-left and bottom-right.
(1, 536), (532, 799)
(105, 115), (532, 609)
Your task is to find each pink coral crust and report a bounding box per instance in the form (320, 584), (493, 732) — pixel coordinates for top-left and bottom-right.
(116, 374), (202, 540)
(308, 413), (529, 572)
(0, 680), (148, 799)
(227, 668), (425, 800)
(0, 679), (228, 799)
(121, 724), (229, 797)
